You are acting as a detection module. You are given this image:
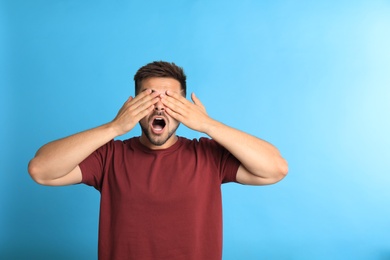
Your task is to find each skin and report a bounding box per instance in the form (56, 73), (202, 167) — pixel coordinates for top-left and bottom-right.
(137, 78), (182, 149)
(28, 77), (288, 186)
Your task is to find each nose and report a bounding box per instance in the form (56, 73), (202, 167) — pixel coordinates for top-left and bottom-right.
(154, 98), (165, 111)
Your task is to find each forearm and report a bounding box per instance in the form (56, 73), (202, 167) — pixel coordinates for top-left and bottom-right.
(28, 91), (160, 185)
(160, 91), (287, 183)
(204, 119), (288, 179)
(28, 123), (118, 182)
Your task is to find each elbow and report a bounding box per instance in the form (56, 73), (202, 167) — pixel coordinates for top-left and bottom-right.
(280, 157), (289, 176)
(276, 157), (288, 182)
(266, 157), (288, 185)
(28, 158), (48, 185)
(246, 158), (288, 186)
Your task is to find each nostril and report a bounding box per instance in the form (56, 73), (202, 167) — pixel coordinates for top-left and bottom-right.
(154, 105), (165, 111)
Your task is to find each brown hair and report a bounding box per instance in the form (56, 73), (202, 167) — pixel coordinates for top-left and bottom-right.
(133, 61), (187, 96)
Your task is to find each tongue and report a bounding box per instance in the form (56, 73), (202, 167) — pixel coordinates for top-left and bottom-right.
(153, 125), (163, 131)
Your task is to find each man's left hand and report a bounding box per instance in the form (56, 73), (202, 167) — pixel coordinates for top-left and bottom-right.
(160, 91), (213, 133)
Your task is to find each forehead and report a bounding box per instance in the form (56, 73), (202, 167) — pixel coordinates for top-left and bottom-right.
(140, 77), (182, 93)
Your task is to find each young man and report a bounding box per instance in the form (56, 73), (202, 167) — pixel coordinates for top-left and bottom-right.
(28, 61), (288, 260)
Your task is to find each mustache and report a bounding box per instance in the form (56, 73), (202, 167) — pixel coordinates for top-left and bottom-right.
(151, 111), (166, 117)
(148, 111), (168, 122)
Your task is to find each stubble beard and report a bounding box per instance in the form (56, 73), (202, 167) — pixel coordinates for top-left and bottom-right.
(140, 120), (180, 147)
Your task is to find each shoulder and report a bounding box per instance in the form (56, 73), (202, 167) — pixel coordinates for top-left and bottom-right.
(177, 136), (213, 147)
(197, 137), (224, 150)
(94, 137), (139, 155)
(177, 136), (224, 154)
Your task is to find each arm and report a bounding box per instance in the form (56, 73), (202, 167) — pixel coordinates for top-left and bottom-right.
(161, 91), (288, 185)
(202, 120), (288, 185)
(28, 90), (160, 186)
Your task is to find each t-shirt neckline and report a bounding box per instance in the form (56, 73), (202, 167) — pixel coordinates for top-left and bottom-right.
(133, 136), (184, 154)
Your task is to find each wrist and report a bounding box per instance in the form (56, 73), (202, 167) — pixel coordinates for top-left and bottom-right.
(202, 118), (221, 137)
(104, 121), (123, 138)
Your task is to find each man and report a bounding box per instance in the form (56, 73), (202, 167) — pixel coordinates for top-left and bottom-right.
(28, 61), (288, 259)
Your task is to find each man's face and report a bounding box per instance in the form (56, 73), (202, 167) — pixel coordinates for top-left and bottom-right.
(138, 77), (183, 149)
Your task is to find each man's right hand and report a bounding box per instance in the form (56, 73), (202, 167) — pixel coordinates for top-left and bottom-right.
(111, 89), (160, 136)
(28, 90), (160, 186)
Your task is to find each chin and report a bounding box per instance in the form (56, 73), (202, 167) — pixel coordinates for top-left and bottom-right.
(140, 127), (167, 146)
(150, 136), (169, 146)
(140, 121), (180, 148)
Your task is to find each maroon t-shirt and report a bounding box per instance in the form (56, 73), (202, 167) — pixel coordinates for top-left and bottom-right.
(80, 136), (240, 260)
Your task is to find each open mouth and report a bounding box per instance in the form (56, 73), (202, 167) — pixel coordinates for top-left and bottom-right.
(151, 117), (166, 132)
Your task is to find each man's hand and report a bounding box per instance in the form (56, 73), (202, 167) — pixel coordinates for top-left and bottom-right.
(162, 90), (288, 186)
(161, 91), (214, 133)
(112, 89), (160, 136)
(28, 89), (161, 186)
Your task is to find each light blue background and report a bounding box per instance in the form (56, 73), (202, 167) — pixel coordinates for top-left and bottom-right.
(2, 0), (390, 259)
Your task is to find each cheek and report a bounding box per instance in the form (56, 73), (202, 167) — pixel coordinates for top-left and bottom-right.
(139, 116), (149, 127)
(167, 117), (180, 128)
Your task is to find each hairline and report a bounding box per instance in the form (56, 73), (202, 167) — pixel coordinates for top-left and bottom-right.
(136, 77), (186, 96)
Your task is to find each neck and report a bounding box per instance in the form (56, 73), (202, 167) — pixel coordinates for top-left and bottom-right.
(139, 135), (178, 150)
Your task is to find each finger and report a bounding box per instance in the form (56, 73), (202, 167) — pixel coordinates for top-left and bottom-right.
(117, 96), (133, 114)
(130, 90), (160, 112)
(165, 106), (184, 122)
(191, 93), (206, 110)
(165, 90), (187, 104)
(160, 93), (187, 116)
(135, 103), (155, 120)
(132, 95), (159, 117)
(118, 92), (159, 122)
(162, 90), (192, 110)
(131, 89), (156, 105)
(191, 93), (207, 115)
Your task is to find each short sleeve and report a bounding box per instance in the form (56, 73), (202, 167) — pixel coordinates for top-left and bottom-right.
(198, 138), (241, 184)
(79, 140), (114, 191)
(220, 152), (241, 183)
